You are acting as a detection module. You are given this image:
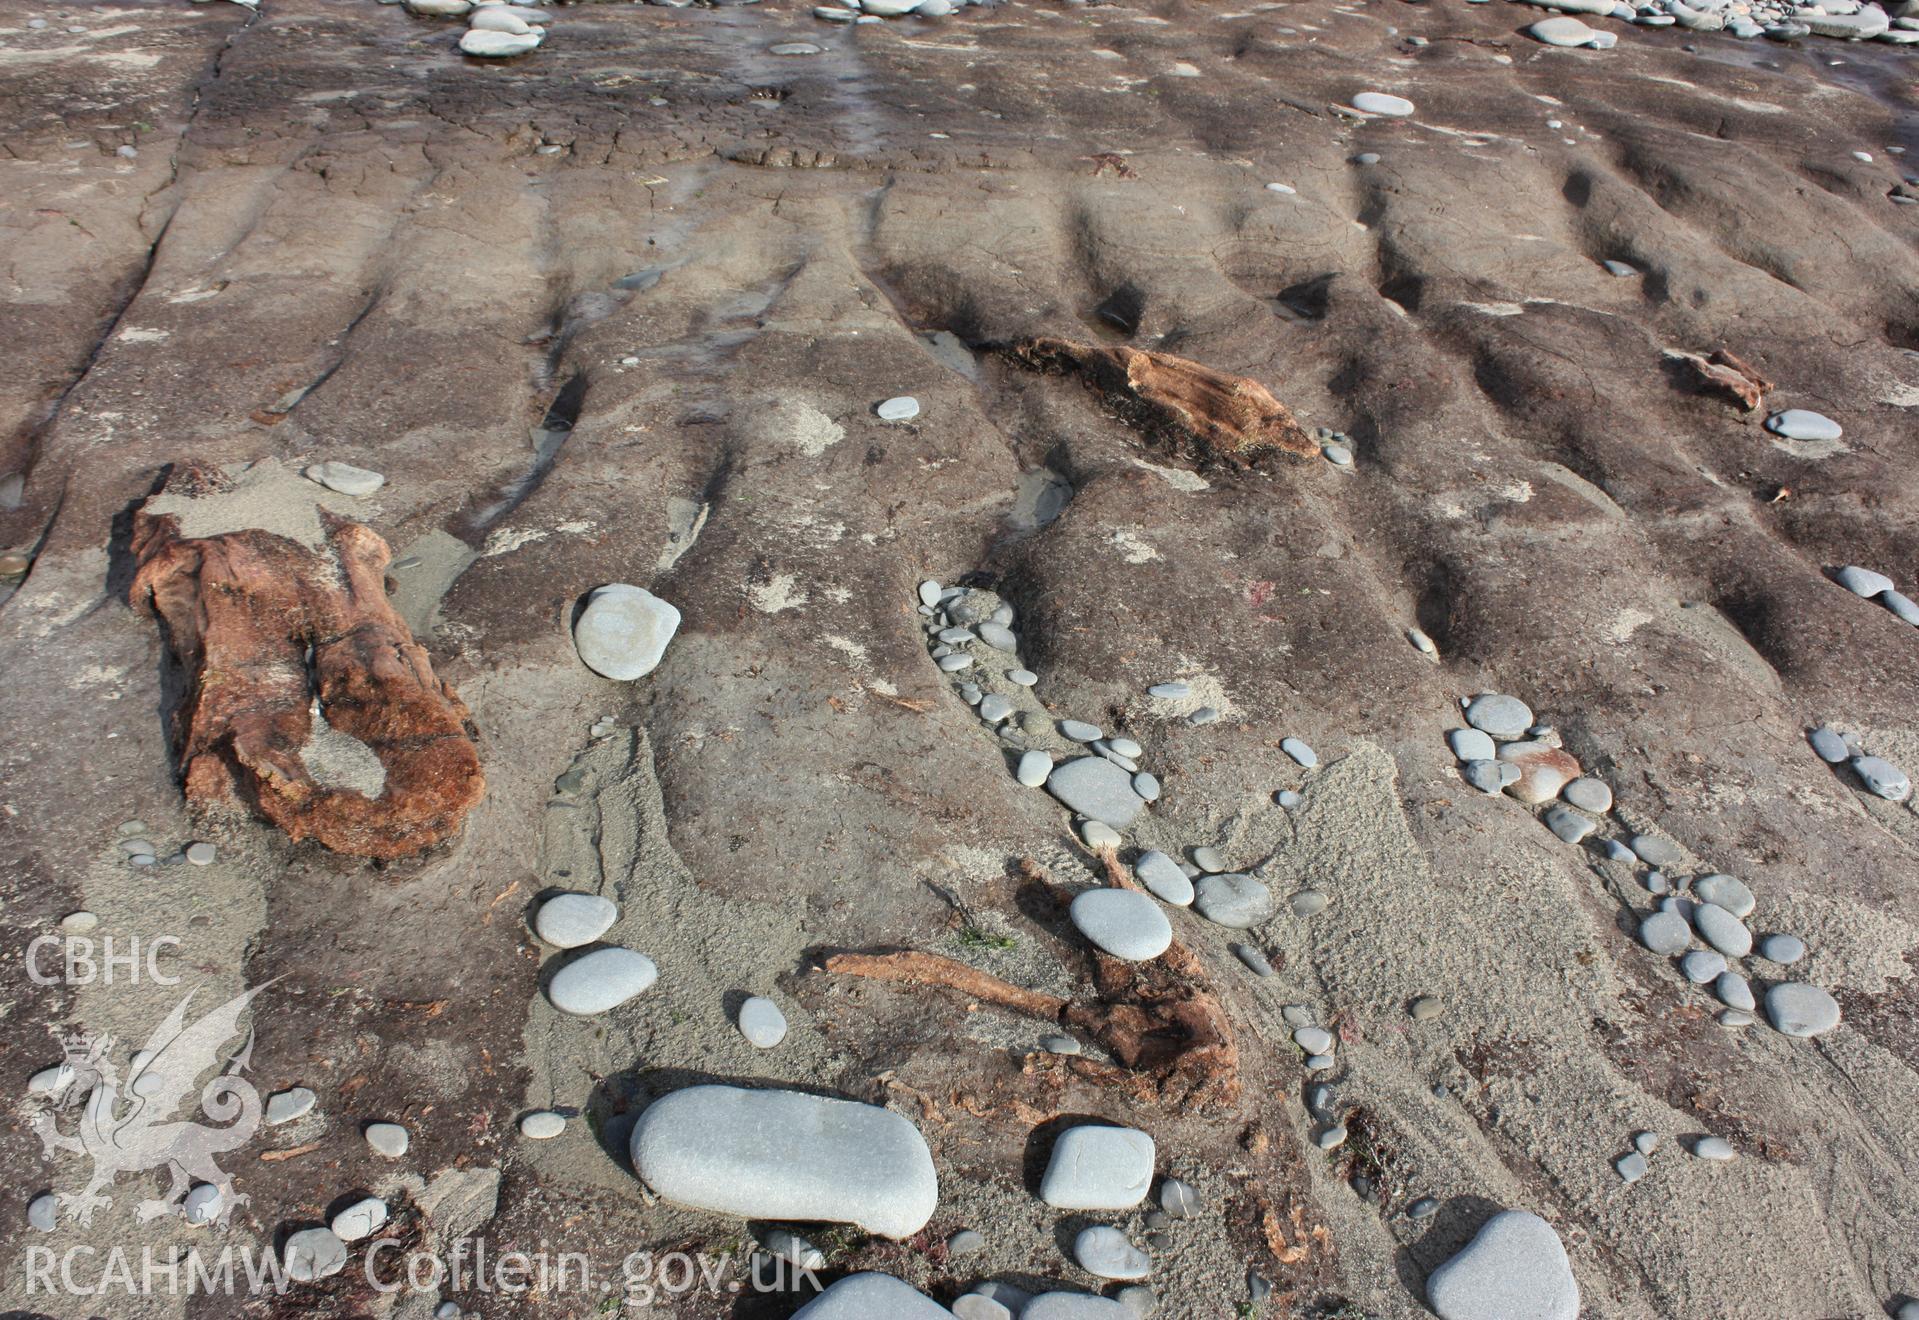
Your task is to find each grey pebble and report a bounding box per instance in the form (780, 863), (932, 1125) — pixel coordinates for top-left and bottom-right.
(1290, 889), (1329, 918)
(1644, 870), (1671, 896)
(1304, 1053), (1335, 1071)
(1630, 834), (1683, 867)
(1693, 873), (1755, 919)
(938, 653), (974, 672)
(1463, 760), (1505, 794)
(1008, 668), (1038, 686)
(1851, 754), (1912, 802)
(1293, 1026), (1334, 1054)
(962, 682), (984, 705)
(1694, 903), (1752, 958)
(1193, 873), (1273, 928)
(952, 1297), (1014, 1320)
(1118, 1284), (1158, 1316)
(1147, 682), (1190, 698)
(185, 841), (216, 866)
(120, 837), (157, 857)
(1191, 846), (1226, 873)
(1714, 971), (1755, 1011)
(1040, 1034), (1081, 1055)
(876, 395), (920, 421)
(1767, 410), (1842, 443)
(1060, 719), (1103, 742)
(1883, 590), (1919, 626)
(1073, 1225), (1151, 1280)
(1719, 1009), (1755, 1028)
(1410, 995), (1442, 1021)
(1638, 910), (1692, 955)
(1108, 737), (1143, 759)
(1463, 693), (1534, 739)
(1543, 804), (1596, 844)
(1017, 751), (1054, 788)
(1562, 777), (1612, 814)
(1187, 706), (1219, 726)
(265, 1087), (317, 1126)
(1808, 726), (1849, 763)
(977, 622), (1018, 651)
(1831, 563), (1889, 595)
(1679, 949), (1727, 983)
(1690, 1135), (1737, 1161)
(1756, 933), (1805, 964)
(1633, 1130), (1660, 1156)
(1133, 772), (1161, 801)
(1274, 789), (1303, 808)
(978, 695), (1013, 723)
(1409, 628), (1438, 655)
(1315, 1124), (1348, 1150)
(364, 1122), (409, 1157)
(1281, 737), (1317, 768)
(938, 627), (976, 645)
(1408, 1197), (1439, 1220)
(947, 1228), (986, 1257)
(28, 1193), (57, 1232)
(520, 1111), (566, 1140)
(1233, 944), (1276, 976)
(1615, 1151), (1648, 1183)
(1599, 838), (1636, 863)
(1047, 756), (1145, 828)
(1158, 1178), (1199, 1219)
(1765, 982), (1842, 1037)
(1449, 728), (1497, 761)
(1134, 851), (1193, 906)
(738, 996), (788, 1048)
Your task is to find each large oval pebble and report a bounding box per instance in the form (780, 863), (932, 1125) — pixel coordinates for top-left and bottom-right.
(534, 892), (618, 948)
(547, 947), (658, 1016)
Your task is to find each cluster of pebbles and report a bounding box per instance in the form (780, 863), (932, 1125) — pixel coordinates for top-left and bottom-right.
(390, 0), (556, 58)
(1833, 562), (1919, 637)
(1522, 0), (1919, 44)
(1443, 692), (1846, 1057)
(1808, 722), (1913, 803)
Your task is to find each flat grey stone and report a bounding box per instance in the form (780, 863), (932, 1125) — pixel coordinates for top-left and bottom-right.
(875, 396), (920, 422)
(1008, 668), (1038, 686)
(284, 1227), (348, 1281)
(1133, 851), (1193, 906)
(1883, 590), (1919, 626)
(1679, 949), (1726, 983)
(1274, 789), (1303, 808)
(185, 841), (216, 866)
(1117, 1284), (1157, 1316)
(182, 1183), (222, 1225)
(1291, 889), (1329, 917)
(534, 892), (618, 949)
(520, 1110), (566, 1139)
(1023, 1295), (1131, 1319)
(1281, 737), (1317, 768)
(631, 1085), (938, 1237)
(28, 1193), (57, 1232)
(959, 682), (982, 704)
(1562, 777), (1612, 814)
(953, 1296), (1010, 1320)
(1409, 1197), (1440, 1219)
(1598, 839), (1635, 863)
(1693, 874), (1755, 919)
(1191, 846), (1225, 873)
(331, 1196), (389, 1241)
(1147, 682), (1190, 698)
(1719, 1009), (1755, 1028)
(1633, 1131), (1659, 1156)
(548, 947), (658, 1016)
(1411, 995), (1443, 1020)
(1756, 933), (1805, 964)
(1409, 628), (1438, 654)
(1193, 873), (1273, 928)
(1638, 911), (1691, 955)
(1132, 772), (1160, 801)
(1186, 706), (1219, 725)
(1060, 719), (1103, 742)
(1082, 820), (1122, 850)
(1071, 889), (1172, 961)
(1629, 834), (1682, 867)
(1694, 904), (1752, 958)
(738, 995), (788, 1048)
(1075, 1226), (1151, 1280)
(1463, 760), (1505, 794)
(1833, 565), (1894, 597)
(1765, 982), (1842, 1037)
(978, 695), (1013, 723)
(1293, 1026), (1334, 1054)
(1353, 91), (1415, 116)
(265, 1087), (317, 1125)
(1851, 755), (1912, 802)
(1159, 1178), (1199, 1218)
(759, 1229), (827, 1270)
(1530, 14), (1606, 43)
(1766, 408), (1844, 442)
(1602, 259), (1639, 277)
(304, 460), (385, 496)
(1282, 1004), (1314, 1027)
(937, 627), (976, 645)
(1041, 1124), (1155, 1210)
(1046, 757), (1146, 829)
(1108, 737), (1143, 758)
(1233, 944), (1275, 976)
(1615, 1152), (1648, 1183)
(974, 621), (1016, 652)
(1425, 1209), (1580, 1320)
(365, 1121), (409, 1157)
(574, 585), (680, 681)
(1464, 694), (1534, 739)
(938, 654), (974, 672)
(792, 1273), (952, 1318)
(1017, 751), (1053, 788)
(1040, 1035), (1081, 1056)
(1714, 971), (1755, 1011)
(1543, 805), (1595, 844)
(1315, 1124), (1349, 1150)
(947, 1228), (986, 1257)
(918, 580), (943, 607)
(1449, 728), (1498, 761)
(1690, 1136), (1736, 1161)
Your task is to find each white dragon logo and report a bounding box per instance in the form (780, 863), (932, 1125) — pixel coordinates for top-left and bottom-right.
(29, 985), (267, 1227)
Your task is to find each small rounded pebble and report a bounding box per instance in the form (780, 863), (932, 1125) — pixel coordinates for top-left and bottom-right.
(1187, 706), (1220, 726)
(1008, 668), (1038, 686)
(1155, 1177), (1199, 1220)
(738, 995), (788, 1048)
(1017, 750), (1054, 788)
(1633, 1130), (1660, 1156)
(60, 911), (99, 934)
(265, 1087), (317, 1126)
(284, 1227), (349, 1281)
(183, 1182), (223, 1226)
(184, 841), (216, 866)
(1118, 1284), (1159, 1316)
(1615, 1152), (1648, 1183)
(1449, 728), (1498, 762)
(1274, 789), (1302, 808)
(28, 1193), (57, 1232)
(1082, 820), (1122, 850)
(1718, 1009), (1755, 1028)
(947, 1228), (986, 1257)
(1290, 889), (1329, 918)
(1638, 911), (1692, 955)
(1322, 444), (1353, 467)
(331, 1195), (390, 1241)
(1694, 903), (1753, 958)
(1233, 944), (1276, 976)
(365, 1121), (409, 1158)
(1629, 834), (1683, 867)
(1690, 1135), (1737, 1161)
(876, 396), (921, 421)
(1060, 719), (1103, 742)
(1757, 933), (1806, 964)
(1808, 726), (1849, 763)
(1410, 995), (1442, 1021)
(1408, 628), (1437, 655)
(1040, 1034), (1081, 1055)
(918, 580), (943, 607)
(1765, 982), (1842, 1037)
(938, 653), (974, 672)
(1132, 772), (1161, 801)
(533, 892), (618, 949)
(1562, 777), (1612, 814)
(1074, 1225), (1151, 1280)
(1281, 737), (1318, 768)
(1714, 971), (1755, 1012)
(1191, 846), (1225, 873)
(1767, 410), (1843, 443)
(760, 1229), (826, 1270)
(978, 695), (1013, 723)
(1408, 1197), (1439, 1220)
(1315, 1124), (1348, 1150)
(120, 837), (157, 857)
(1693, 874), (1755, 919)
(1293, 1026), (1334, 1055)
(1353, 91), (1415, 116)
(1071, 888), (1172, 961)
(1851, 754), (1912, 802)
(1679, 949), (1727, 984)
(1108, 737), (1143, 758)
(1148, 681), (1191, 698)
